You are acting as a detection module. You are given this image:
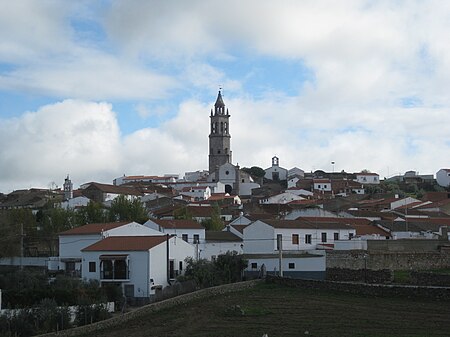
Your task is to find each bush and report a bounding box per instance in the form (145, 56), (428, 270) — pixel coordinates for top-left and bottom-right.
(75, 304), (111, 326)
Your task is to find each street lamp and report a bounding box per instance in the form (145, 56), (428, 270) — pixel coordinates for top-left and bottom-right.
(331, 161), (335, 174)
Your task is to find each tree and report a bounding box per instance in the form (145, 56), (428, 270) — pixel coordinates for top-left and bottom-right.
(76, 201), (108, 224)
(174, 206), (193, 220)
(242, 166), (266, 179)
(37, 205), (77, 255)
(108, 195), (148, 223)
(202, 203), (224, 231)
(215, 251), (247, 283)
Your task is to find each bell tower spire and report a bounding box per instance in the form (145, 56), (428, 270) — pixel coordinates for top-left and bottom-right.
(209, 90), (232, 172)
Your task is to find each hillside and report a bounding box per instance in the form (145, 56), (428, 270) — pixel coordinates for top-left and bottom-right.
(66, 281), (450, 337)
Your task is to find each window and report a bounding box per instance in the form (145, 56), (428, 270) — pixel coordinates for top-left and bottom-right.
(65, 262), (75, 271)
(276, 234), (283, 250)
(89, 262), (96, 273)
(288, 263), (295, 269)
(321, 232), (327, 243)
(193, 234), (200, 244)
(251, 262), (257, 269)
(305, 234), (312, 244)
(334, 233), (339, 241)
(292, 234), (299, 245)
(179, 261), (183, 271)
(182, 234), (188, 242)
(318, 184), (321, 188)
(349, 233), (354, 240)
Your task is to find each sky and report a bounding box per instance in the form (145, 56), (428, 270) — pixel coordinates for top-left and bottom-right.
(1, 0), (450, 193)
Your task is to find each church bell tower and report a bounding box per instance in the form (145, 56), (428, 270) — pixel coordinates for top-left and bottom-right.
(209, 90), (232, 172)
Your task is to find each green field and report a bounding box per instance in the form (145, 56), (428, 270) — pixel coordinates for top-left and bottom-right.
(84, 282), (450, 337)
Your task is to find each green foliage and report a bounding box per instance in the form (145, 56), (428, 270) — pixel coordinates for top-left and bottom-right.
(0, 270), (110, 308)
(75, 304), (111, 326)
(76, 200), (108, 224)
(201, 203), (224, 231)
(0, 300), (72, 336)
(183, 252), (247, 288)
(108, 195), (148, 223)
(174, 206), (193, 220)
(36, 204), (79, 255)
(241, 166), (266, 178)
(215, 251), (248, 283)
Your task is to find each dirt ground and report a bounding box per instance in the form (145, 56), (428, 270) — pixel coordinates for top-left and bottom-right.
(82, 282), (450, 337)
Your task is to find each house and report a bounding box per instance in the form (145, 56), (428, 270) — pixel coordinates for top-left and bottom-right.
(259, 191), (305, 205)
(179, 185), (212, 201)
(241, 218), (356, 279)
(80, 182), (143, 203)
(436, 169), (450, 188)
(264, 156), (288, 181)
(243, 219), (356, 253)
(355, 172), (380, 185)
(144, 219), (206, 245)
(81, 235), (195, 298)
(199, 230), (243, 260)
(113, 175), (178, 186)
(56, 221), (162, 273)
(313, 179), (332, 194)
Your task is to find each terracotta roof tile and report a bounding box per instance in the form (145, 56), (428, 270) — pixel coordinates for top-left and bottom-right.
(59, 221), (129, 235)
(152, 219), (205, 229)
(82, 235), (167, 251)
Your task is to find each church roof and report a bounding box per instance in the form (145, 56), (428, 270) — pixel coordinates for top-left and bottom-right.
(215, 90), (225, 107)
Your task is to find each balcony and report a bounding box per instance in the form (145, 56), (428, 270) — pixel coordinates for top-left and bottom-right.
(99, 255), (130, 281)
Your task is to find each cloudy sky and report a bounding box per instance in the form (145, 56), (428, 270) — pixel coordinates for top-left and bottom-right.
(1, 1), (449, 192)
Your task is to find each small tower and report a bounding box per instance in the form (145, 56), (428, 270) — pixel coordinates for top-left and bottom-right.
(209, 90), (232, 172)
(272, 156), (279, 167)
(63, 175), (73, 201)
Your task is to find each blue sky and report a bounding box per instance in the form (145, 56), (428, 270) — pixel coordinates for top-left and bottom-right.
(0, 1), (449, 192)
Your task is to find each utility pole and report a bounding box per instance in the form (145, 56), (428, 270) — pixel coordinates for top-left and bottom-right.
(20, 223), (24, 270)
(277, 235), (283, 277)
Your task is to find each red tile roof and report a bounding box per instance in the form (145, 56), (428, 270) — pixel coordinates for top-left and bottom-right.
(82, 235), (167, 251)
(59, 221), (129, 235)
(152, 219), (205, 229)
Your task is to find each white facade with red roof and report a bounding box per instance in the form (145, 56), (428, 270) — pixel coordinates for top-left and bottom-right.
(144, 219), (206, 245)
(81, 235), (195, 298)
(436, 168), (450, 187)
(57, 221), (162, 273)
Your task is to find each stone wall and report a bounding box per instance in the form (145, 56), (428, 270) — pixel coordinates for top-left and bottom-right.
(266, 275), (450, 301)
(326, 268), (393, 283)
(38, 279), (261, 337)
(410, 271), (450, 286)
(327, 250), (450, 270)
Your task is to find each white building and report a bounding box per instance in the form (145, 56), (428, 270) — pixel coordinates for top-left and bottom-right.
(81, 235), (195, 298)
(436, 169), (450, 187)
(355, 172), (380, 185)
(264, 156), (288, 181)
(199, 231), (243, 260)
(57, 221), (162, 273)
(241, 219), (355, 279)
(313, 179), (332, 193)
(113, 175), (178, 186)
(259, 192), (305, 205)
(60, 196), (90, 209)
(144, 219), (206, 245)
(179, 185), (212, 201)
(243, 219), (356, 253)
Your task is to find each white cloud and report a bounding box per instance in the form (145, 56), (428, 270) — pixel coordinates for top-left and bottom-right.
(0, 100), (122, 191)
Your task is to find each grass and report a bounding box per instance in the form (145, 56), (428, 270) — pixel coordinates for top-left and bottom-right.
(82, 282), (450, 337)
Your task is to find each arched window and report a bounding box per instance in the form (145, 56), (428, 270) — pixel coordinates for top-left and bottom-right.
(224, 122), (228, 134)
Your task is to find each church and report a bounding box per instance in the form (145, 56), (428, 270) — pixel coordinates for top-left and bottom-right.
(206, 91), (258, 196)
